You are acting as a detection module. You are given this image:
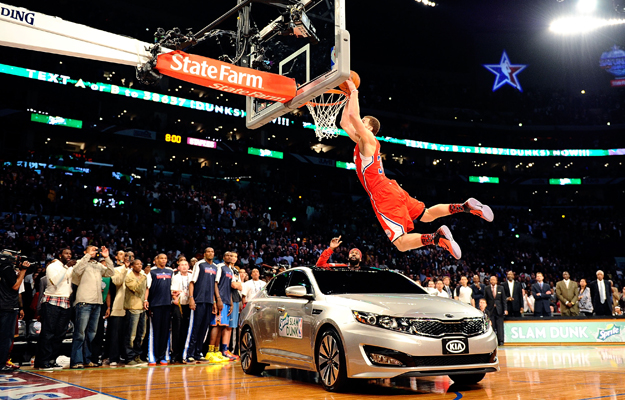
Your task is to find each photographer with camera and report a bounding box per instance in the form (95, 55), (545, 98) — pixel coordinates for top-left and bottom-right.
(70, 246), (114, 369)
(0, 250), (29, 373)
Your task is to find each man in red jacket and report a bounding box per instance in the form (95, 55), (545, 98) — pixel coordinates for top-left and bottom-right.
(316, 236), (362, 270)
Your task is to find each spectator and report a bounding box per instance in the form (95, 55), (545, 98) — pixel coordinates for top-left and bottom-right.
(433, 280), (449, 297)
(555, 271), (579, 317)
(171, 259), (191, 364)
(453, 276), (474, 307)
(123, 259), (148, 367)
(471, 275), (485, 309)
(209, 252), (237, 362)
(146, 253), (174, 366)
(485, 275), (507, 346)
(0, 252), (28, 373)
(91, 258), (112, 366)
(531, 272), (551, 317)
(105, 253), (131, 366)
(619, 286), (625, 312)
(184, 248), (221, 363)
(242, 267), (266, 305)
(70, 246), (114, 369)
(522, 288), (534, 314)
(503, 271), (523, 317)
(590, 270), (613, 316)
(35, 248), (74, 370)
(442, 276), (453, 298)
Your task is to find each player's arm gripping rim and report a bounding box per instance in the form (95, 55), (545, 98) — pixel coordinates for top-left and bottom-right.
(343, 79), (376, 157)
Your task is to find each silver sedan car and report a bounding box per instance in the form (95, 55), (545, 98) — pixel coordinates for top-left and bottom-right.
(239, 267), (499, 392)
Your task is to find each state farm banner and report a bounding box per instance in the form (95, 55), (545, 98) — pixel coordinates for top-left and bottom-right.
(156, 51), (297, 103)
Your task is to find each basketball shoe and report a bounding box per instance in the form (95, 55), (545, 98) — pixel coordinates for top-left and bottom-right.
(434, 225), (462, 260)
(463, 198), (494, 222)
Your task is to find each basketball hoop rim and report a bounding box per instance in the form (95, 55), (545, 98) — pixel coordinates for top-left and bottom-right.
(303, 89), (348, 107)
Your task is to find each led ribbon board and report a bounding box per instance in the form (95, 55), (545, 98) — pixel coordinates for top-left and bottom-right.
(31, 113), (82, 128)
(302, 124), (623, 157)
(2, 63), (624, 158)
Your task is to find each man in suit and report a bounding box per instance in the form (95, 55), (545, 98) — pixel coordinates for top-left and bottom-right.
(531, 272), (552, 317)
(503, 271), (523, 317)
(470, 275), (485, 309)
(556, 271), (579, 316)
(590, 270), (613, 316)
(484, 275), (507, 346)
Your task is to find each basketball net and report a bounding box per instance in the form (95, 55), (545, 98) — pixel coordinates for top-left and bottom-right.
(305, 89), (347, 140)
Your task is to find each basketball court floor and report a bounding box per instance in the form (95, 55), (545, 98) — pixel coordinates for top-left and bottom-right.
(2, 345), (623, 400)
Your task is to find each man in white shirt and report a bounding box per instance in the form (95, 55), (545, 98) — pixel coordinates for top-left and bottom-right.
(454, 276), (474, 307)
(242, 268), (266, 305)
(434, 280), (449, 298)
(35, 248), (75, 370)
(171, 260), (191, 364)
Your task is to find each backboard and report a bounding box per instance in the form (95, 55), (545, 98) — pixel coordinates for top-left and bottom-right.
(245, 0), (349, 129)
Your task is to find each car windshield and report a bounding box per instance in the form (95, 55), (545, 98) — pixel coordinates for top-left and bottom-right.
(312, 269), (429, 295)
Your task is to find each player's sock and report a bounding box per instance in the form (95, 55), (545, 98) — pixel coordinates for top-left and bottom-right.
(449, 204), (464, 214)
(421, 234), (435, 246)
(220, 344), (228, 353)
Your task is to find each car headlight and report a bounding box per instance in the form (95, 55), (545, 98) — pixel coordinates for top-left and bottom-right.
(352, 311), (413, 334)
(483, 314), (490, 331)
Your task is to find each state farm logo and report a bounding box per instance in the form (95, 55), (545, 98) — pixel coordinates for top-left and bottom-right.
(170, 53), (264, 89)
(445, 340), (466, 353)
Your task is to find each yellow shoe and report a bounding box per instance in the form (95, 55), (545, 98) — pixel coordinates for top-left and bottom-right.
(205, 352), (230, 364)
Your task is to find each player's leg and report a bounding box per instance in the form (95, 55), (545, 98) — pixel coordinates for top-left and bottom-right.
(420, 198), (494, 223)
(393, 226), (461, 259)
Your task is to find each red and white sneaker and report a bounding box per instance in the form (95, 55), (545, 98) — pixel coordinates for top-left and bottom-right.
(463, 198), (494, 222)
(434, 225), (462, 260)
(223, 350), (239, 361)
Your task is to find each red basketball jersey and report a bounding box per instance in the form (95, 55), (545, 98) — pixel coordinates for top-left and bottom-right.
(354, 139), (389, 194)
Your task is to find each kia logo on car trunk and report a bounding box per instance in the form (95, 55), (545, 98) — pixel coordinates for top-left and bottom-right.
(446, 340), (466, 353)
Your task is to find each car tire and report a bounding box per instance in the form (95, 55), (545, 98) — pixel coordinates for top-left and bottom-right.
(316, 329), (349, 392)
(240, 328), (266, 375)
(450, 373), (486, 385)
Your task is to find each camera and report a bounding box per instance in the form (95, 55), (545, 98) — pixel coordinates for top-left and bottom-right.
(0, 249), (33, 271)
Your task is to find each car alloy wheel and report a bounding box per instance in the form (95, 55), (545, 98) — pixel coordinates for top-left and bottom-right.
(240, 328), (265, 375)
(316, 329), (348, 391)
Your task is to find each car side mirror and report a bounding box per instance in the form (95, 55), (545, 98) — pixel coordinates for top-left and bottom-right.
(286, 285), (314, 300)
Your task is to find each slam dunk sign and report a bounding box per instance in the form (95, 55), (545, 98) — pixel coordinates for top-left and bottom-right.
(279, 314), (303, 339)
(504, 321), (625, 343)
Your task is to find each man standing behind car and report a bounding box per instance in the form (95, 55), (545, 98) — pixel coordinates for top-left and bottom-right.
(35, 248), (75, 370)
(0, 251), (29, 373)
(70, 246), (114, 369)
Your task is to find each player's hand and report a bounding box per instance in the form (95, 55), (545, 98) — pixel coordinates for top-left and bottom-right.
(189, 297), (196, 310)
(19, 309), (24, 320)
(227, 306), (232, 316)
(104, 308), (110, 319)
(504, 310), (508, 316)
(329, 236), (342, 250)
(101, 246), (109, 258)
(346, 79), (357, 94)
(546, 290), (552, 295)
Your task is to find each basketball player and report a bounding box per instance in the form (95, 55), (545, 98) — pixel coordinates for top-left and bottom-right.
(339, 79), (493, 259)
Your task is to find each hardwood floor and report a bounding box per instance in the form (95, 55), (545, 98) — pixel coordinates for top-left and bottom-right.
(3, 346), (624, 400)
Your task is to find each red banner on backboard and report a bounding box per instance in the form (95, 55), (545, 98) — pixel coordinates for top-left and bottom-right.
(155, 51), (297, 103)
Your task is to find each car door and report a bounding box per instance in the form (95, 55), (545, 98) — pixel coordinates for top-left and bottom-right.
(275, 270), (315, 361)
(254, 272), (288, 354)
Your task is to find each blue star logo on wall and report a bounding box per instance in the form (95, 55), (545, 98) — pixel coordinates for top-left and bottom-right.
(484, 51), (527, 92)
